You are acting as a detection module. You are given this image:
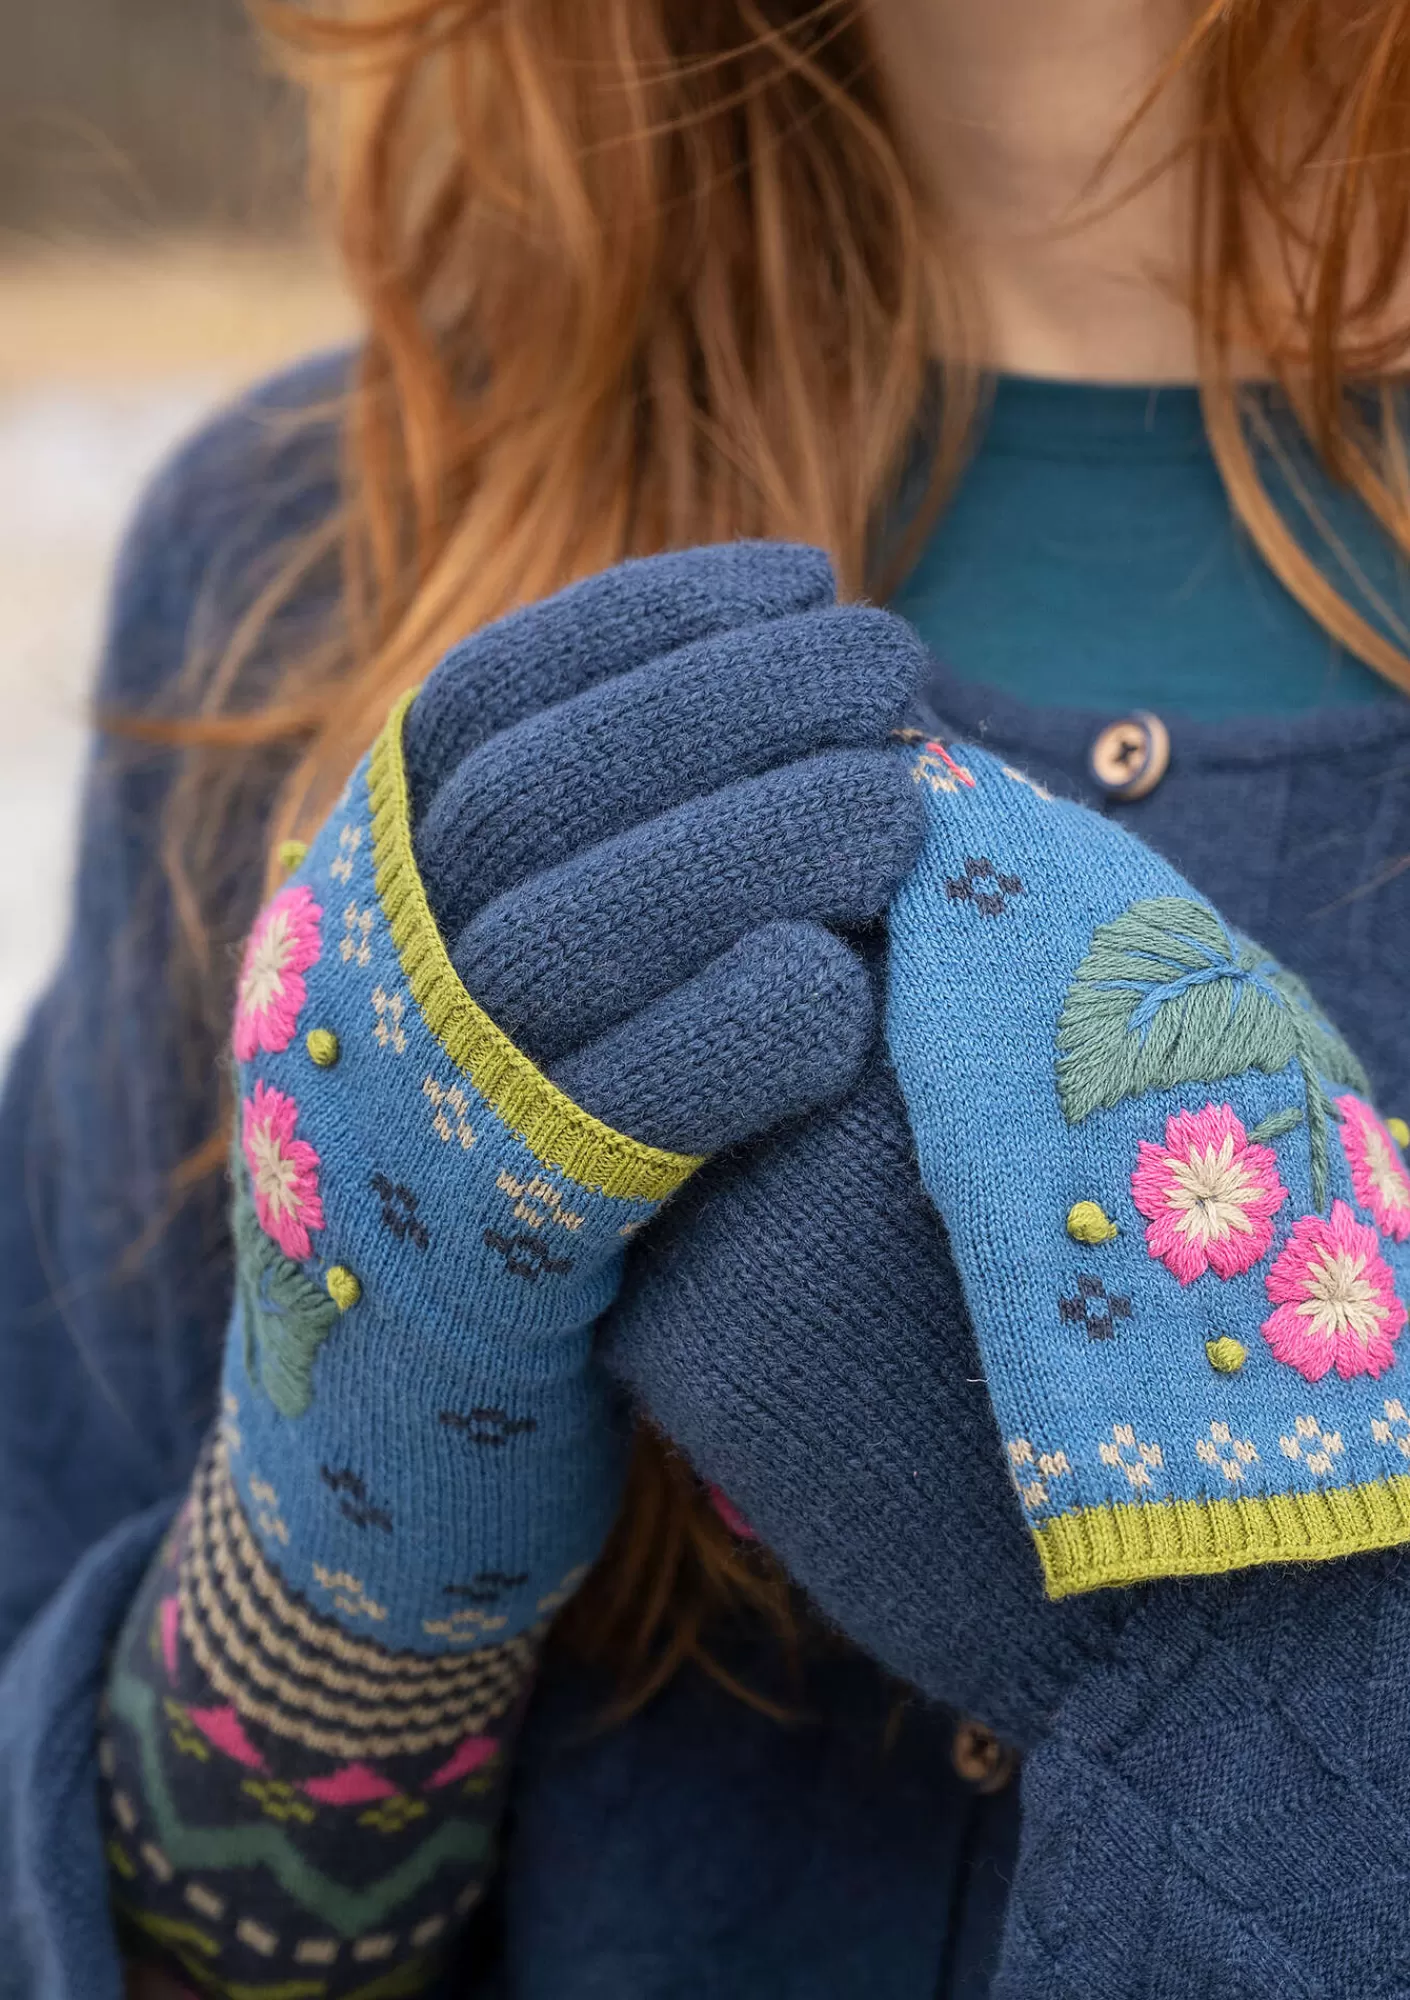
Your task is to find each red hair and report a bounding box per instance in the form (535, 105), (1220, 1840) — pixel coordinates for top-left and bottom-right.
(160, 0), (1410, 1702)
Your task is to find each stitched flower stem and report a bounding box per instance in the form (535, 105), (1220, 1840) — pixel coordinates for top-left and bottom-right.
(1296, 1049), (1339, 1213)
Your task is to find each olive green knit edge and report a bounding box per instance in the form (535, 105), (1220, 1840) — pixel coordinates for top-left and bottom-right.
(366, 690), (703, 1202)
(1035, 1471), (1410, 1599)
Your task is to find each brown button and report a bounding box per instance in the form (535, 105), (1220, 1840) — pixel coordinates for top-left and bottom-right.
(950, 1719), (1017, 1794)
(1089, 712), (1170, 801)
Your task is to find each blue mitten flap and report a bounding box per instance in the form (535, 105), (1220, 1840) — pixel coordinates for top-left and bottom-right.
(886, 741), (1410, 1598)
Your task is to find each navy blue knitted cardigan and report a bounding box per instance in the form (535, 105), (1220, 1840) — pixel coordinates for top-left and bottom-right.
(2, 359), (1409, 1999)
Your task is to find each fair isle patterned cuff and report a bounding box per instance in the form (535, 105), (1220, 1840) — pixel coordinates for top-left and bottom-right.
(886, 742), (1410, 1599)
(103, 1441), (523, 1994)
(177, 1439), (536, 1760)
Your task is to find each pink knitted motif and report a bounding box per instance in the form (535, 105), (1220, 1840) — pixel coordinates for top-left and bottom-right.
(425, 1735), (499, 1791)
(300, 1763), (399, 1806)
(159, 1594), (180, 1681)
(186, 1705), (267, 1771)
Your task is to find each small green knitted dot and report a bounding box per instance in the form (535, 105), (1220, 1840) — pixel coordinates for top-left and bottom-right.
(306, 1029), (340, 1068)
(277, 838), (309, 875)
(1389, 1117), (1410, 1149)
(326, 1267), (361, 1312)
(1066, 1201), (1119, 1246)
(1206, 1337), (1247, 1374)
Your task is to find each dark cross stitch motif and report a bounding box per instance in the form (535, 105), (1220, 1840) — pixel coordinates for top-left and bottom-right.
(319, 1464), (394, 1533)
(945, 855), (1025, 917)
(440, 1407), (539, 1447)
(443, 1571), (531, 1606)
(484, 1228), (575, 1283)
(370, 1173), (430, 1250)
(1058, 1273), (1133, 1341)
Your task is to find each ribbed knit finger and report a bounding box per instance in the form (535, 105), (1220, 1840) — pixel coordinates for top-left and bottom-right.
(547, 921), (875, 1154)
(403, 542), (836, 807)
(449, 749), (923, 1062)
(415, 605), (925, 939)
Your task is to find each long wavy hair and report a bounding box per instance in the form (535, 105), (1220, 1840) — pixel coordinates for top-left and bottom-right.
(163, 0), (1410, 1708)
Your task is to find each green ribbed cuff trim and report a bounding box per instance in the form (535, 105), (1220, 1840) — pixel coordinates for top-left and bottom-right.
(1034, 1473), (1410, 1599)
(367, 690), (703, 1203)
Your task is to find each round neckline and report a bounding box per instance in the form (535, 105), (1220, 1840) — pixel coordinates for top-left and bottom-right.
(907, 370), (1410, 759)
(982, 374), (1211, 466)
(917, 646), (1410, 774)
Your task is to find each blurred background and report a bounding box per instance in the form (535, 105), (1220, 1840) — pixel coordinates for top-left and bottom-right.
(0, 0), (356, 1054)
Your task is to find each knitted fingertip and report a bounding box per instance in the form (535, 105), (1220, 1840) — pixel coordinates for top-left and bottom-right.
(547, 921), (876, 1155)
(403, 542), (838, 805)
(413, 604), (928, 939)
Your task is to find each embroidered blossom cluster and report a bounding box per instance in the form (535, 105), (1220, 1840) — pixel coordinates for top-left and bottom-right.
(233, 885), (329, 1263)
(1132, 1097), (1410, 1383)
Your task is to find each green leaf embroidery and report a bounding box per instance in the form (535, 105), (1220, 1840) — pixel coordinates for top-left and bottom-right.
(1056, 897), (1367, 1208)
(1246, 1106), (1305, 1144)
(1057, 899), (1297, 1119)
(233, 1170), (338, 1419)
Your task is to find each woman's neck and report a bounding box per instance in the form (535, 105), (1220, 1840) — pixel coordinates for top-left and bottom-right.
(866, 0), (1199, 382)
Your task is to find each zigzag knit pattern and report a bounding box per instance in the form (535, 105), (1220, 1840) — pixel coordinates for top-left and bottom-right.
(886, 741), (1410, 1600)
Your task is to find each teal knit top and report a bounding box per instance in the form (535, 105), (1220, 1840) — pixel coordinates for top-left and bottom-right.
(892, 375), (1409, 718)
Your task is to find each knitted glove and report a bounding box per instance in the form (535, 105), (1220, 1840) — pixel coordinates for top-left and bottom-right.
(102, 542), (927, 1997)
(607, 738), (1410, 1740)
(607, 1040), (1117, 1749)
(219, 542), (923, 1657)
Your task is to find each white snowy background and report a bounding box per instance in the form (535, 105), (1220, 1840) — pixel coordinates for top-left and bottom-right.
(0, 247), (352, 1058)
(0, 380), (219, 1049)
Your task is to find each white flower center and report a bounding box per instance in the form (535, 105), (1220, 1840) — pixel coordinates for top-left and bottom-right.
(1165, 1136), (1258, 1243)
(1296, 1245), (1384, 1350)
(248, 1122), (299, 1220)
(239, 910), (294, 1019)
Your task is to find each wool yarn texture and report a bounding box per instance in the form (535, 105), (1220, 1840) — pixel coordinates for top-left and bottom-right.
(886, 741), (1410, 1597)
(223, 695), (699, 1656)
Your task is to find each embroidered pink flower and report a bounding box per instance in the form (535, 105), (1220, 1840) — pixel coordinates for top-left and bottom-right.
(1337, 1095), (1410, 1244)
(1131, 1102), (1288, 1284)
(233, 885), (322, 1061)
(242, 1080), (324, 1260)
(1261, 1200), (1407, 1382)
